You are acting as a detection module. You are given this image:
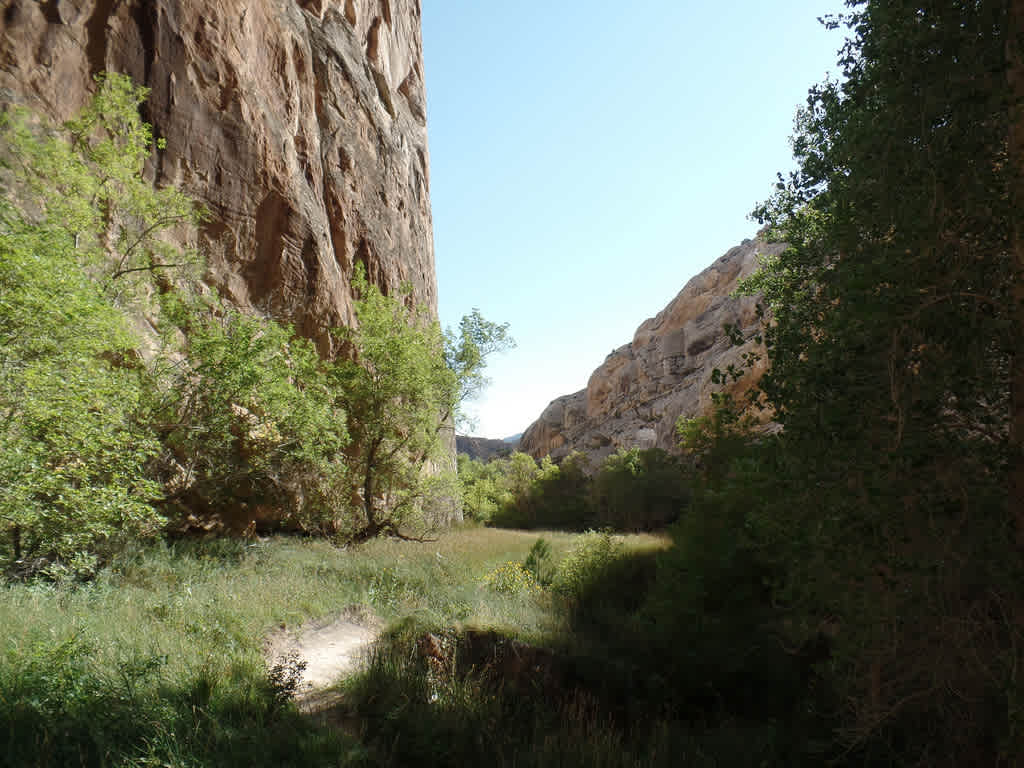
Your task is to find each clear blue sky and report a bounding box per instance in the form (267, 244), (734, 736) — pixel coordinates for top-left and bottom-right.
(422, 1), (847, 439)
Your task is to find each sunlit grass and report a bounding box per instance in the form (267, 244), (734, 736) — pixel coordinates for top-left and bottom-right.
(0, 526), (670, 766)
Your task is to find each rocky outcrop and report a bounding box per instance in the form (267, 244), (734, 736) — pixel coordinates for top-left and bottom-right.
(456, 435), (516, 462)
(0, 0), (436, 351)
(520, 238), (784, 463)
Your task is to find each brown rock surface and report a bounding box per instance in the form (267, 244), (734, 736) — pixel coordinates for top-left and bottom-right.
(456, 435), (517, 462)
(520, 239), (784, 463)
(1, 0), (458, 525)
(0, 0), (436, 351)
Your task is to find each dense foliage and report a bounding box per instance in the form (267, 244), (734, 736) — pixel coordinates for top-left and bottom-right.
(333, 270), (513, 539)
(461, 2), (1024, 762)
(0, 74), (510, 574)
(154, 296), (349, 532)
(3, 1), (1021, 763)
(0, 74), (200, 576)
(710, 0), (1022, 762)
(458, 447), (688, 531)
(0, 211), (163, 576)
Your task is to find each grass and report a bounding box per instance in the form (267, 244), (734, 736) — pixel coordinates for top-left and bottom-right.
(0, 526), (670, 767)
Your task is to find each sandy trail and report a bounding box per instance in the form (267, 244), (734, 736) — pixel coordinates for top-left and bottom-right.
(265, 614), (381, 706)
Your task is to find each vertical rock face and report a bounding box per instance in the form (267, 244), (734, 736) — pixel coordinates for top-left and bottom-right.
(0, 0), (436, 350)
(520, 239), (784, 463)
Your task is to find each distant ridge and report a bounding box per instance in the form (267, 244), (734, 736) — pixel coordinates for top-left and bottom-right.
(456, 435), (518, 462)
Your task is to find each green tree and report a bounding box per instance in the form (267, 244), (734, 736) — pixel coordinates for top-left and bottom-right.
(456, 454), (508, 522)
(592, 447), (688, 531)
(0, 222), (163, 576)
(445, 308), (514, 431)
(735, 1), (1021, 760)
(2, 73), (202, 297)
(0, 74), (200, 575)
(519, 452), (593, 530)
(334, 267), (512, 538)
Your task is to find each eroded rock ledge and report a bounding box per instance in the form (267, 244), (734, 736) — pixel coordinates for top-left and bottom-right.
(520, 238), (784, 463)
(1, 0), (436, 352)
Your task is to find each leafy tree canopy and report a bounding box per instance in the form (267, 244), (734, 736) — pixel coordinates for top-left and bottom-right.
(728, 1), (1022, 759)
(334, 267), (513, 538)
(0, 74), (201, 576)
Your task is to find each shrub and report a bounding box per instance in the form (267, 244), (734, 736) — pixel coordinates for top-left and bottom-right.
(334, 269), (512, 538)
(592, 447), (689, 531)
(459, 451), (541, 526)
(639, 444), (824, 733)
(153, 296), (349, 531)
(480, 561), (542, 596)
(491, 452), (593, 530)
(0, 206), (164, 577)
(456, 455), (503, 523)
(552, 530), (623, 599)
(526, 453), (593, 529)
(0, 74), (201, 574)
(522, 537), (556, 586)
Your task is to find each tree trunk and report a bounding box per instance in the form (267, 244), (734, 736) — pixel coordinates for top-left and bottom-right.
(362, 438), (381, 536)
(1009, 0), (1024, 545)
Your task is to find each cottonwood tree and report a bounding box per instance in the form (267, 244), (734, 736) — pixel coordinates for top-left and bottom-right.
(736, 0), (1020, 760)
(333, 267), (512, 538)
(0, 74), (202, 575)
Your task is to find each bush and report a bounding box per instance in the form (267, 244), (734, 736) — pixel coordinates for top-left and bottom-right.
(637, 443), (833, 752)
(526, 453), (593, 529)
(480, 561), (542, 595)
(480, 448), (691, 533)
(458, 451), (540, 525)
(490, 452), (594, 530)
(0, 74), (203, 574)
(154, 297), (349, 532)
(592, 448), (689, 531)
(552, 530), (623, 599)
(456, 455), (504, 523)
(0, 208), (164, 577)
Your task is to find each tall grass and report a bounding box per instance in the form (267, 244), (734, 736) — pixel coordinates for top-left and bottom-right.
(0, 527), (667, 767)
(339, 530), (780, 768)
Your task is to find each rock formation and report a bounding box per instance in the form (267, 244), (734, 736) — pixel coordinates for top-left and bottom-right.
(520, 238), (784, 463)
(0, 0), (436, 351)
(1, 0), (456, 525)
(455, 435), (516, 462)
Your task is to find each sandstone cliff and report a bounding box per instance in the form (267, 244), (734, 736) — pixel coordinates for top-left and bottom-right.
(0, 0), (435, 350)
(520, 239), (784, 463)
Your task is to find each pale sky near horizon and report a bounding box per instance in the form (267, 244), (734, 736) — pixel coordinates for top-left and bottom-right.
(422, 2), (847, 439)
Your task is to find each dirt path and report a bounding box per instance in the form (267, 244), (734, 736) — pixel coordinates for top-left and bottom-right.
(265, 613), (381, 709)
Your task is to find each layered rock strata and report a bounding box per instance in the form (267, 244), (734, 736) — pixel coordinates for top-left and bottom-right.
(0, 0), (436, 350)
(520, 239), (784, 463)
(1, 0), (455, 525)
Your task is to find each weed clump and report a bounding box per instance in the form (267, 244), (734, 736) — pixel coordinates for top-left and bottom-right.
(551, 530), (623, 598)
(522, 537), (556, 586)
(480, 560), (542, 595)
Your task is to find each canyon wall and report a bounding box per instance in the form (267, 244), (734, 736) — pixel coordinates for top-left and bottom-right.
(1, 0), (457, 526)
(0, 0), (435, 351)
(520, 238), (783, 464)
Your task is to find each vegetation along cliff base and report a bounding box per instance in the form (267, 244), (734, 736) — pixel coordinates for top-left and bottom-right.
(3, 0), (1024, 765)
